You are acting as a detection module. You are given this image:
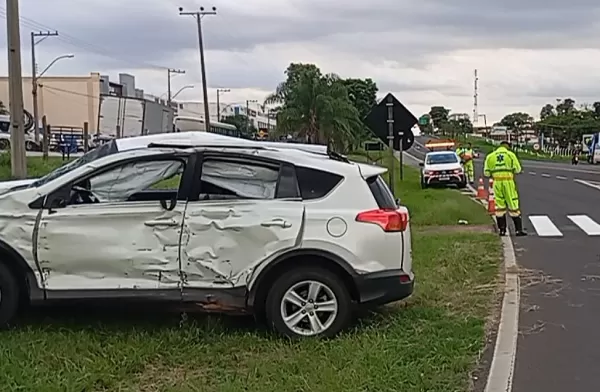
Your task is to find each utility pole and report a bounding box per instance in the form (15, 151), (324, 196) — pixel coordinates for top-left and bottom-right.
(246, 99), (257, 135)
(6, 0), (27, 178)
(473, 69), (478, 126)
(179, 6), (216, 132)
(216, 88), (229, 121)
(167, 68), (185, 106)
(31, 30), (58, 144)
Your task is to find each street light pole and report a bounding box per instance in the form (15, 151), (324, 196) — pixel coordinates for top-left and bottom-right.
(216, 88), (229, 121)
(31, 30), (58, 144)
(172, 85), (194, 100)
(6, 0), (27, 178)
(179, 6), (216, 132)
(167, 68), (185, 106)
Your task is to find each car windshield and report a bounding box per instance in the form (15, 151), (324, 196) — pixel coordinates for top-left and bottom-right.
(30, 141), (119, 188)
(426, 153), (458, 164)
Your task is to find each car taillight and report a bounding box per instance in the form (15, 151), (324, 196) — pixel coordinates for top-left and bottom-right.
(356, 209), (409, 232)
(424, 170), (434, 175)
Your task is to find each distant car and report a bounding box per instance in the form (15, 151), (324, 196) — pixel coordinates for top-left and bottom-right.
(419, 151), (467, 189)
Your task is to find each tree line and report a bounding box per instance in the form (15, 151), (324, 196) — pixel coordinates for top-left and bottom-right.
(419, 98), (600, 146)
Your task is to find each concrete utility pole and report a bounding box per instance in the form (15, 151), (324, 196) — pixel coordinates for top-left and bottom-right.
(246, 99), (257, 134)
(179, 6), (216, 132)
(6, 0), (27, 178)
(167, 68), (185, 106)
(31, 30), (58, 144)
(216, 88), (229, 121)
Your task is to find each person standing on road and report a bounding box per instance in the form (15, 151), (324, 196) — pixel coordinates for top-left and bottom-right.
(460, 142), (475, 184)
(484, 141), (527, 236)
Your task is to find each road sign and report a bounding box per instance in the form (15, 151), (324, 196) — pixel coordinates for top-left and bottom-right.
(418, 115), (429, 125)
(533, 143), (540, 151)
(364, 93), (417, 151)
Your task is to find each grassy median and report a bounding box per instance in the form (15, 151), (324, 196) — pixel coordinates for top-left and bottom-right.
(0, 152), (502, 391)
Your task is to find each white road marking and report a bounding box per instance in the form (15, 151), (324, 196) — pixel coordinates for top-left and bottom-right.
(556, 176), (567, 180)
(528, 215), (563, 237)
(567, 215), (600, 236)
(541, 173), (551, 177)
(528, 171), (536, 175)
(484, 235), (520, 392)
(574, 179), (600, 191)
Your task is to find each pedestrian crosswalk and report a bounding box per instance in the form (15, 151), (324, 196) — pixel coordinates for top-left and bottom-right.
(527, 214), (600, 237)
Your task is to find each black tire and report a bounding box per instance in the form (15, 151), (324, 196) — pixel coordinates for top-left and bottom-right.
(457, 181), (467, 189)
(0, 263), (20, 329)
(265, 266), (352, 339)
(25, 140), (37, 151)
(0, 139), (10, 151)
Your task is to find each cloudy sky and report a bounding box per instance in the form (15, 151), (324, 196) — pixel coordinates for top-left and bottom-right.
(2, 0), (600, 123)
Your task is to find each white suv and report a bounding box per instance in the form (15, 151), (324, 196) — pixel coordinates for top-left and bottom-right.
(0, 133), (414, 338)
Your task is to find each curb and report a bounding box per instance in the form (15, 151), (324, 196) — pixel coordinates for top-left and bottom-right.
(466, 183), (520, 392)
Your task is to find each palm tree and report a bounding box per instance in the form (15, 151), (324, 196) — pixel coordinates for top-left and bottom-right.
(266, 70), (363, 150)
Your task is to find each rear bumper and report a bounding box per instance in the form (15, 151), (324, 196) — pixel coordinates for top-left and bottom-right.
(354, 269), (414, 307)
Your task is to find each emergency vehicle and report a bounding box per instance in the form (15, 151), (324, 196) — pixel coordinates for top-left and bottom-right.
(419, 140), (467, 189)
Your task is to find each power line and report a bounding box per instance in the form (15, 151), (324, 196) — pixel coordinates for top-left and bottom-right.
(0, 7), (168, 70)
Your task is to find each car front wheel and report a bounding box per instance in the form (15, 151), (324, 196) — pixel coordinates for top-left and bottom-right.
(265, 266), (352, 338)
(0, 263), (20, 329)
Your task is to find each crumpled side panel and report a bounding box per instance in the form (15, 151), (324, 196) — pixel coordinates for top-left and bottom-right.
(181, 201), (303, 287)
(37, 205), (183, 290)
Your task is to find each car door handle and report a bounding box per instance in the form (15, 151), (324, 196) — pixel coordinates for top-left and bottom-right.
(144, 219), (179, 227)
(261, 219), (292, 228)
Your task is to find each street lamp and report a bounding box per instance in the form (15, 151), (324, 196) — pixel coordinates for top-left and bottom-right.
(216, 88), (229, 121)
(38, 54), (74, 77)
(172, 85), (194, 100)
(32, 53), (74, 142)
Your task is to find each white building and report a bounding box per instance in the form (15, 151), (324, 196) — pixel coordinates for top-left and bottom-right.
(175, 101), (277, 132)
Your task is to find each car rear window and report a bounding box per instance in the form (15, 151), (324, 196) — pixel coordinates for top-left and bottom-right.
(366, 175), (397, 208)
(296, 166), (343, 199)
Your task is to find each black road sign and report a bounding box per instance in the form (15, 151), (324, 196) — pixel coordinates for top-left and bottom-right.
(364, 93), (417, 151)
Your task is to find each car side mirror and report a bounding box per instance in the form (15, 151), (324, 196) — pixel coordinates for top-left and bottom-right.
(418, 162), (424, 167)
(160, 198), (177, 211)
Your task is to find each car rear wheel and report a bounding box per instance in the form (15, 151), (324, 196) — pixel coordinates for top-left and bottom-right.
(0, 263), (20, 329)
(0, 139), (10, 150)
(265, 267), (352, 338)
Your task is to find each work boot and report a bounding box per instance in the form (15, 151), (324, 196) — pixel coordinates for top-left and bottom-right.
(512, 216), (528, 236)
(496, 216), (507, 236)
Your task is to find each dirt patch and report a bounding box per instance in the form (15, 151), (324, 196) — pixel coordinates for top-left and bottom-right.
(416, 224), (496, 234)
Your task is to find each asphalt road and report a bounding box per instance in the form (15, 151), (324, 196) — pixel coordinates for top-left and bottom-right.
(412, 135), (600, 391)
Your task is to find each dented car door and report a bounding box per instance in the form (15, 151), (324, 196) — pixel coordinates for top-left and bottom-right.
(35, 157), (189, 296)
(180, 154), (305, 290)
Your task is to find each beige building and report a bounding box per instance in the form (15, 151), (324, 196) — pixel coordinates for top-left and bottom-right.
(0, 72), (101, 132)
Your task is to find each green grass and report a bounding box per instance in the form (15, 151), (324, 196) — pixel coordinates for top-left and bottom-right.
(0, 232), (501, 392)
(0, 154), (70, 180)
(350, 151), (491, 226)
(0, 149), (503, 391)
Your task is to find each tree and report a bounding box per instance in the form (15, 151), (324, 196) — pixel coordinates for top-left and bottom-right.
(221, 114), (257, 138)
(593, 102), (600, 117)
(0, 101), (8, 115)
(428, 106), (450, 134)
(540, 104), (554, 120)
(556, 98), (575, 115)
(498, 112), (534, 129)
(265, 63), (363, 151)
(339, 78), (378, 119)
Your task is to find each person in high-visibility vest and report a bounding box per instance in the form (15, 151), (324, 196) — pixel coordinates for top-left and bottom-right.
(484, 141), (527, 236)
(460, 142), (475, 184)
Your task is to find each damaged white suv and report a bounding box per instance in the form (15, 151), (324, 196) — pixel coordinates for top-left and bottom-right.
(0, 133), (414, 338)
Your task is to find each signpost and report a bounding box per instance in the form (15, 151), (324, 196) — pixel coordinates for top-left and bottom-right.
(364, 93), (418, 191)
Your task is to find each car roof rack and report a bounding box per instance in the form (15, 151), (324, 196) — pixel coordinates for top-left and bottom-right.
(146, 143), (266, 150)
(325, 144), (350, 163)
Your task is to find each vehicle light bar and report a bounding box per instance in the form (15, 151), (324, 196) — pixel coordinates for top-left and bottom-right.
(425, 140), (455, 150)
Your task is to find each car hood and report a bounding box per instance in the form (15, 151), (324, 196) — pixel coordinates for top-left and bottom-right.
(424, 163), (462, 171)
(0, 178), (37, 192)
